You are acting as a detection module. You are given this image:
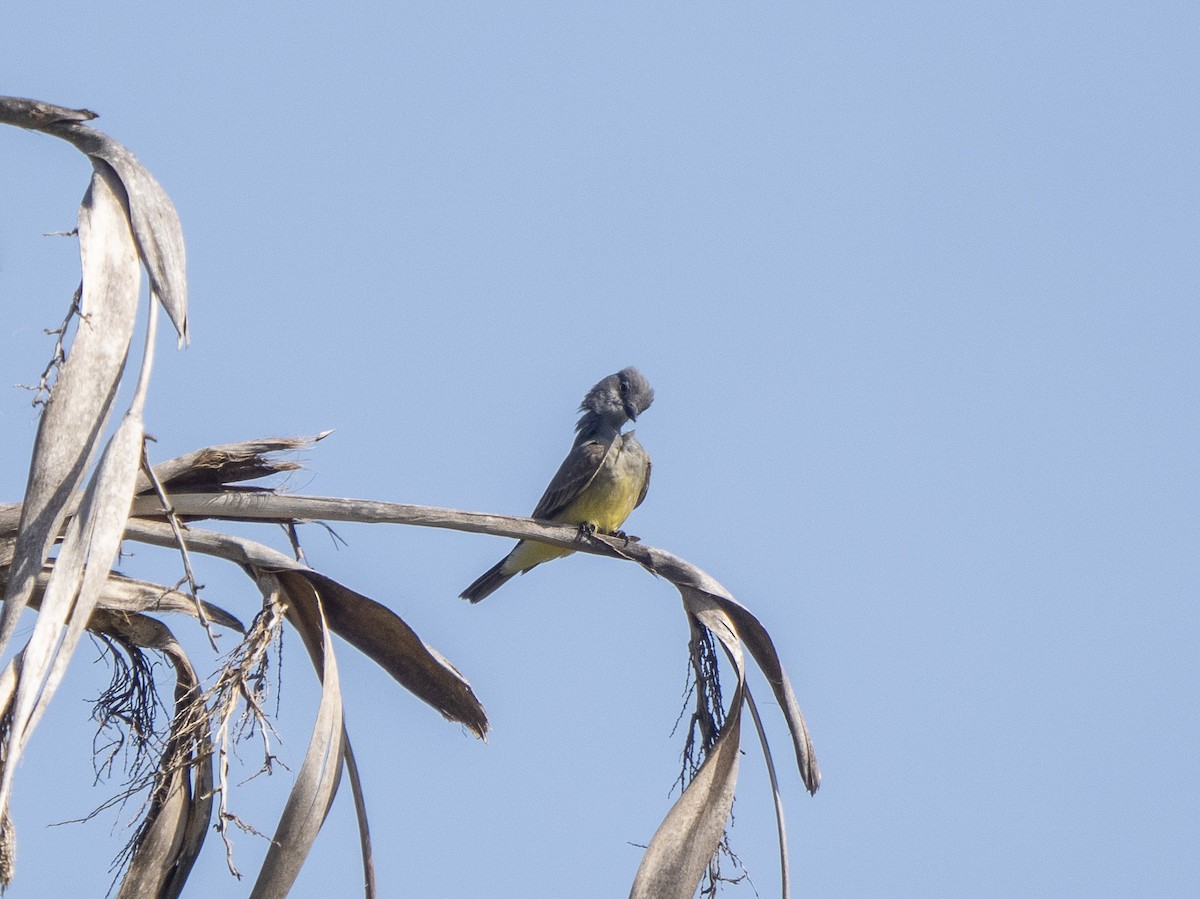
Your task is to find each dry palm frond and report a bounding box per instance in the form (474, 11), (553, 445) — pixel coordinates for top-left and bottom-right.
(1, 95), (819, 899)
(124, 451), (821, 898)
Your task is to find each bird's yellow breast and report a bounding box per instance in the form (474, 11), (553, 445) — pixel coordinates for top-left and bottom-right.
(556, 444), (643, 531)
(501, 435), (648, 575)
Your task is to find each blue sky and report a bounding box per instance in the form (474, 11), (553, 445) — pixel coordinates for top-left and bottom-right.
(2, 3), (1197, 897)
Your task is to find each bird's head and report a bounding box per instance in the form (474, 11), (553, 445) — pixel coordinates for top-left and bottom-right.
(578, 366), (654, 431)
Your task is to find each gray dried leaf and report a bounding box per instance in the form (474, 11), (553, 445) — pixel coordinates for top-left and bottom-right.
(247, 570), (346, 899)
(43, 126), (188, 345)
(629, 594), (747, 899)
(0, 408), (147, 816)
(94, 613), (213, 899)
(0, 163), (141, 658)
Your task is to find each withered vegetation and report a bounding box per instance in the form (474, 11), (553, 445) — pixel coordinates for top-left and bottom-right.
(0, 95), (818, 899)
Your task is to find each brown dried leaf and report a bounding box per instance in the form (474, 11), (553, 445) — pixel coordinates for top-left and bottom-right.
(286, 569), (488, 739)
(710, 595), (821, 795)
(123, 518), (489, 736)
(137, 434), (329, 495)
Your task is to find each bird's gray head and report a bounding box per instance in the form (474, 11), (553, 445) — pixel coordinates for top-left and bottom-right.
(577, 366), (655, 435)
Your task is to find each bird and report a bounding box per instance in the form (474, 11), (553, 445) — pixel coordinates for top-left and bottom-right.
(460, 366), (654, 602)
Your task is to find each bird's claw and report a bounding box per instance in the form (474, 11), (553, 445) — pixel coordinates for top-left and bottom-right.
(573, 523), (642, 548)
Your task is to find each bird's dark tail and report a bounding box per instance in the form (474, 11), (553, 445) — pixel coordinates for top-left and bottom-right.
(460, 558), (515, 603)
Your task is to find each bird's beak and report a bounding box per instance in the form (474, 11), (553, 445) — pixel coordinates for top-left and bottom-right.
(624, 404), (639, 421)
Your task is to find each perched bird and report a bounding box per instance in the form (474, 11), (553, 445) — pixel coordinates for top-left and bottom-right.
(460, 366), (654, 602)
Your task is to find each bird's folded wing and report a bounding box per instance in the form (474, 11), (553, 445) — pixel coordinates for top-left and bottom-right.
(531, 438), (611, 520)
(635, 452), (652, 509)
